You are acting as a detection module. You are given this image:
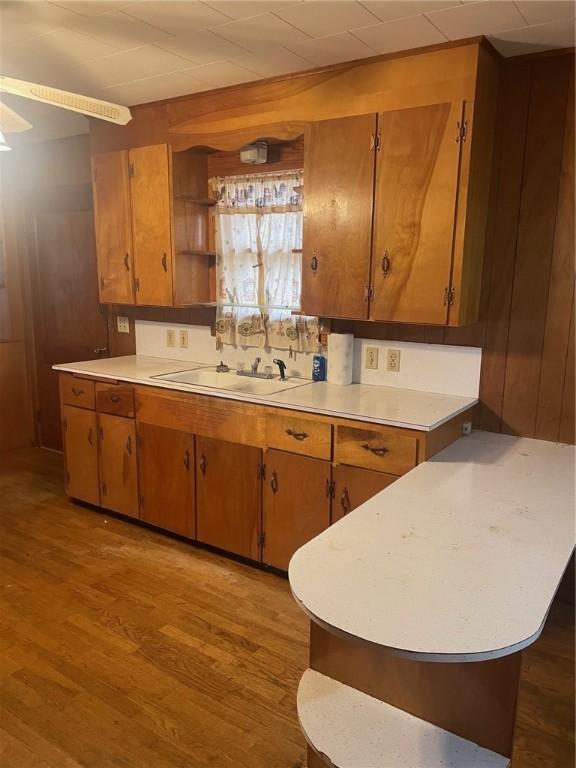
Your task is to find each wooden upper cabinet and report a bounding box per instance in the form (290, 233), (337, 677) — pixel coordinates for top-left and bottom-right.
(62, 405), (100, 505)
(301, 114), (376, 319)
(129, 144), (174, 306)
(196, 437), (262, 560)
(91, 150), (135, 304)
(263, 450), (331, 571)
(98, 413), (139, 518)
(370, 102), (463, 325)
(138, 423), (195, 538)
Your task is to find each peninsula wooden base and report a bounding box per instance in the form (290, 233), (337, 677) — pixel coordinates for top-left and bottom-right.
(308, 622), (522, 764)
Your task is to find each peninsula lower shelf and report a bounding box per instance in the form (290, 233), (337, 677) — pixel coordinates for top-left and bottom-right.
(298, 669), (509, 768)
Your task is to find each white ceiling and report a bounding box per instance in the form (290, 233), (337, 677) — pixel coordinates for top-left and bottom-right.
(0, 0), (574, 145)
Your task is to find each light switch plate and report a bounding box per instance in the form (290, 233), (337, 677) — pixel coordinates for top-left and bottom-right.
(386, 348), (401, 372)
(116, 315), (130, 334)
(364, 346), (379, 370)
(166, 329), (176, 348)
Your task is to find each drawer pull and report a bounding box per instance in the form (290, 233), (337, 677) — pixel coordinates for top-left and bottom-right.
(71, 387), (84, 396)
(362, 443), (389, 457)
(87, 427), (93, 446)
(161, 253), (168, 272)
(285, 428), (309, 442)
(126, 435), (132, 455)
(109, 394), (122, 404)
(270, 471), (278, 494)
(199, 454), (207, 475)
(123, 253), (130, 271)
(184, 449), (190, 471)
(341, 488), (351, 516)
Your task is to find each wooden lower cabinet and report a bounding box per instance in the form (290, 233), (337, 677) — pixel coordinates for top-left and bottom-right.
(196, 436), (262, 560)
(332, 464), (397, 523)
(62, 405), (100, 505)
(263, 450), (331, 570)
(98, 413), (139, 518)
(137, 423), (195, 537)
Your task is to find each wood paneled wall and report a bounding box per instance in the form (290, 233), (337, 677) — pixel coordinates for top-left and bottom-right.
(335, 53), (575, 445)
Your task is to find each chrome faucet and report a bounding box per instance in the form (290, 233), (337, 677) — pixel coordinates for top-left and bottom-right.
(251, 357), (261, 375)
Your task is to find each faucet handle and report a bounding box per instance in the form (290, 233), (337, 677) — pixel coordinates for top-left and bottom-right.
(273, 358), (287, 381)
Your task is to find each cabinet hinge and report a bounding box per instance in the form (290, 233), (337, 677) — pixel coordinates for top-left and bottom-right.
(258, 531), (266, 548)
(134, 277), (140, 292)
(456, 120), (468, 143)
(325, 479), (335, 498)
(363, 285), (374, 302)
(99, 276), (105, 290)
(370, 132), (381, 152)
(443, 287), (455, 306)
(258, 463), (266, 480)
(129, 161), (135, 178)
(101, 481), (107, 496)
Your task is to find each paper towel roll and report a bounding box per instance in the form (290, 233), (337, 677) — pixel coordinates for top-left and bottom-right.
(327, 333), (354, 385)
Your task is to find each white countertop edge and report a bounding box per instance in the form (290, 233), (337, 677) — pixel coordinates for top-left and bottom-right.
(290, 586), (549, 663)
(53, 362), (478, 432)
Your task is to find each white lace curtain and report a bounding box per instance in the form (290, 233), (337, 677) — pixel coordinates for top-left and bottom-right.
(209, 170), (319, 352)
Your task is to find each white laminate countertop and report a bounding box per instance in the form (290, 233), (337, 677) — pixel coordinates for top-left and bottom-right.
(53, 355), (477, 431)
(289, 431), (575, 662)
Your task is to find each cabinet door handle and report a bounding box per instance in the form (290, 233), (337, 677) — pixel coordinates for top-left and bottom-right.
(285, 428), (309, 442)
(71, 387), (84, 396)
(184, 449), (190, 470)
(361, 443), (389, 456)
(123, 253), (130, 271)
(310, 252), (318, 273)
(270, 471), (278, 494)
(341, 487), (351, 516)
(381, 251), (391, 276)
(110, 394), (121, 403)
(199, 454), (207, 475)
(126, 435), (132, 455)
(161, 253), (168, 272)
(87, 427), (93, 446)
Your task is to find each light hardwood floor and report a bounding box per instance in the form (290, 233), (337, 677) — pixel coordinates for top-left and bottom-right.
(0, 448), (573, 768)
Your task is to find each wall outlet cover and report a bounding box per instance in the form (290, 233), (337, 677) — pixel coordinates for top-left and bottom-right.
(179, 329), (189, 349)
(386, 348), (401, 372)
(166, 329), (176, 348)
(116, 315), (130, 334)
(364, 346), (379, 370)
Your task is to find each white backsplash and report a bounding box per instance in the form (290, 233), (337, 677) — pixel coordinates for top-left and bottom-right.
(135, 320), (482, 398)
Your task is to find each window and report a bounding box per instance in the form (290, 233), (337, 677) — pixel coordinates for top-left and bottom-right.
(209, 170), (318, 352)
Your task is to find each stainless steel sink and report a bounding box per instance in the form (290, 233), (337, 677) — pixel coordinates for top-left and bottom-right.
(152, 365), (311, 397)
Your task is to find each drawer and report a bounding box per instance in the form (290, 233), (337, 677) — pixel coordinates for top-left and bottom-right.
(335, 423), (417, 475)
(266, 412), (332, 460)
(60, 374), (95, 409)
(96, 383), (135, 418)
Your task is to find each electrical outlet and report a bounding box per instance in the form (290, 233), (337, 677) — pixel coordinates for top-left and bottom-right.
(166, 329), (176, 348)
(364, 346), (379, 370)
(386, 348), (401, 372)
(116, 315), (130, 334)
(179, 329), (188, 349)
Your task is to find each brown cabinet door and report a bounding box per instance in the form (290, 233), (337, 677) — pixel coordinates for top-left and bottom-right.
(263, 450), (331, 570)
(62, 405), (100, 505)
(332, 464), (396, 524)
(370, 102), (463, 325)
(301, 114), (376, 319)
(137, 423), (195, 537)
(129, 144), (173, 306)
(98, 413), (139, 518)
(196, 437), (261, 560)
(91, 151), (134, 304)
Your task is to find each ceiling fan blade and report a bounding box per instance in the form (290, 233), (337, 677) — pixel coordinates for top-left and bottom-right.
(0, 101), (32, 133)
(0, 75), (132, 126)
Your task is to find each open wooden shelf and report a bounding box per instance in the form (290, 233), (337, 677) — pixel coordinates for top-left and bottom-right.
(298, 669), (509, 768)
(174, 195), (217, 206)
(176, 249), (217, 257)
